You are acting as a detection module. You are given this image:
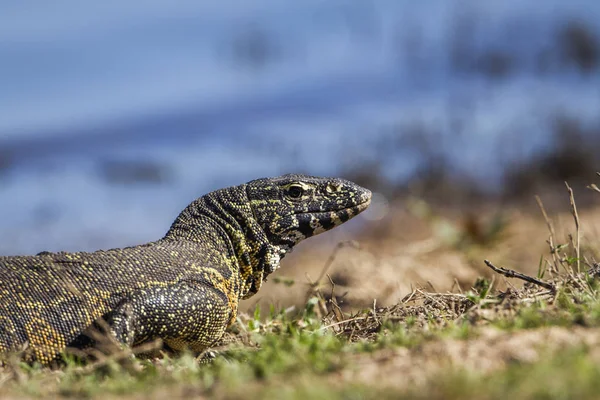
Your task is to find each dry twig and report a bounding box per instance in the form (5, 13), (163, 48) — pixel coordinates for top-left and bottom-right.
(314, 241), (360, 285)
(484, 260), (556, 294)
(565, 182), (581, 273)
(588, 172), (600, 193)
(535, 195), (560, 274)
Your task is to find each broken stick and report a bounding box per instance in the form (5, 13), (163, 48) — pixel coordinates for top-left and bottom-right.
(484, 259), (556, 294)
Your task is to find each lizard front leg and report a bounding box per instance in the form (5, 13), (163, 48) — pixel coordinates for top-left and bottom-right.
(104, 282), (233, 353)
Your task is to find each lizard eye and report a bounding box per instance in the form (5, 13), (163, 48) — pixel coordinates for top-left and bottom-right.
(287, 185), (304, 199)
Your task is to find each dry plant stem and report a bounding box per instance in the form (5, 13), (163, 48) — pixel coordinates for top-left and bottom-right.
(315, 241), (359, 285)
(535, 195), (560, 274)
(305, 240), (360, 303)
(589, 172), (600, 193)
(371, 299), (381, 327)
(451, 278), (463, 294)
(565, 182), (581, 273)
(401, 289), (418, 304)
(484, 260), (556, 294)
(426, 281), (437, 292)
(327, 274), (344, 323)
(319, 316), (368, 332)
(535, 195), (556, 238)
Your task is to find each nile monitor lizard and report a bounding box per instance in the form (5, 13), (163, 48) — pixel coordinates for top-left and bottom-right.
(0, 174), (371, 364)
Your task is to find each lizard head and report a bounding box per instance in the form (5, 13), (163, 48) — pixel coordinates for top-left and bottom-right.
(164, 173), (371, 299)
(246, 174), (372, 253)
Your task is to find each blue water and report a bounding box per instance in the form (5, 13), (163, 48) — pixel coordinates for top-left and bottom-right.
(1, 0), (599, 254)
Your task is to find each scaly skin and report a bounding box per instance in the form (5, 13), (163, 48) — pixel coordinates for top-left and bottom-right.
(0, 174), (371, 363)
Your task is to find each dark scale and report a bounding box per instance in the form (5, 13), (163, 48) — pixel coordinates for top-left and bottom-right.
(0, 174), (371, 364)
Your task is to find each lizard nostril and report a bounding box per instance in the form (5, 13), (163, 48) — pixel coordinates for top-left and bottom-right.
(326, 183), (342, 194)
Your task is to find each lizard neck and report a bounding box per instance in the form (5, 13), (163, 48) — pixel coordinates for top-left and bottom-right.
(163, 185), (283, 299)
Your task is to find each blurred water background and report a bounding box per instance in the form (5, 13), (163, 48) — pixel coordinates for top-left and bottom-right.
(1, 0), (600, 255)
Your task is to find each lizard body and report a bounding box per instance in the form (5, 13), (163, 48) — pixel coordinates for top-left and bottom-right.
(0, 174), (371, 363)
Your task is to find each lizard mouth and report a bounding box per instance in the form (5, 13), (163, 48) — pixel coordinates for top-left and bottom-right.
(295, 197), (371, 218)
(354, 197), (372, 212)
(295, 189), (373, 217)
(277, 195), (372, 249)
(338, 190), (372, 214)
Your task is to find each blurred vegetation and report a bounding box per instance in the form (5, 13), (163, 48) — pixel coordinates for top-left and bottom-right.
(342, 113), (600, 211)
(559, 20), (600, 73)
(451, 16), (600, 78)
(504, 117), (600, 204)
(98, 159), (172, 186)
(340, 16), (600, 210)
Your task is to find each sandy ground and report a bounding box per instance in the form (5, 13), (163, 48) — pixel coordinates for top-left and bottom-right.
(342, 326), (600, 388)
